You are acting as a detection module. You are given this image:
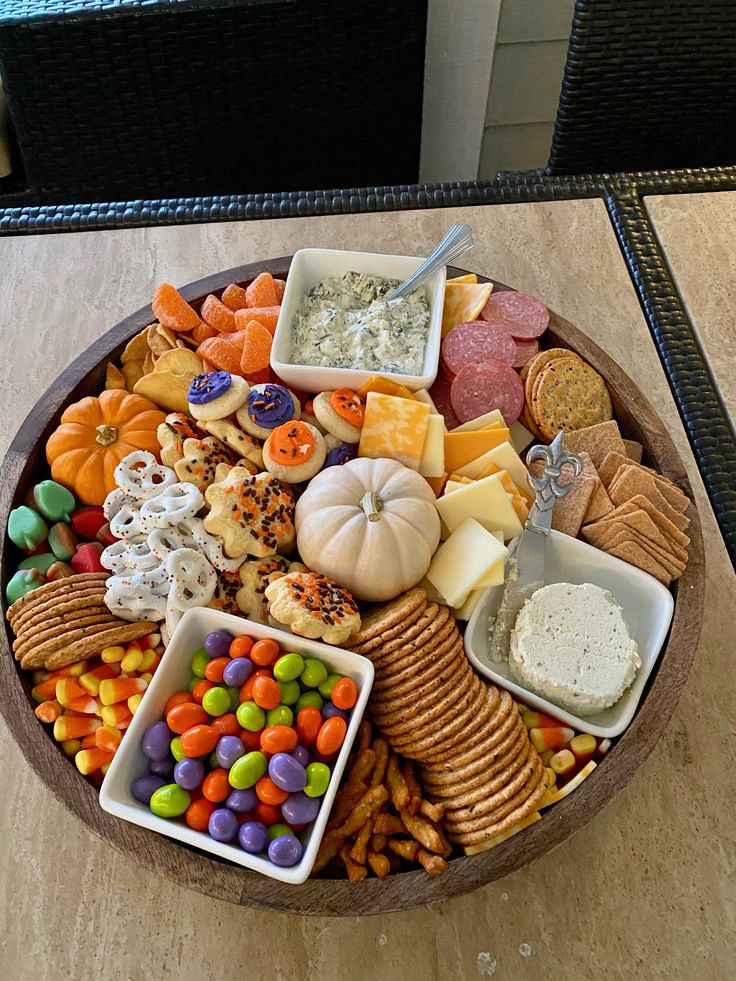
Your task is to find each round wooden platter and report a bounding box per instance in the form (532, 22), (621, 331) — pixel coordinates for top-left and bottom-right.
(0, 259), (705, 915)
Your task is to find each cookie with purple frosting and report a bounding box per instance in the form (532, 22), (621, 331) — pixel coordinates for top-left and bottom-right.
(236, 382), (301, 440)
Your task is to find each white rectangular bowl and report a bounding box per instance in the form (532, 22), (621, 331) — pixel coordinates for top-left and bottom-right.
(100, 607), (373, 884)
(464, 530), (675, 738)
(270, 247), (446, 393)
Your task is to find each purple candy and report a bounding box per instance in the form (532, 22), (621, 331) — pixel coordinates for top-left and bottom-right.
(131, 774), (166, 804)
(208, 807), (239, 843)
(225, 788), (257, 813)
(322, 703), (349, 722)
(268, 834), (303, 867)
(173, 757), (205, 791)
(216, 735), (245, 769)
(203, 629), (235, 659)
(142, 720), (172, 761)
(281, 791), (320, 826)
(269, 752), (306, 793)
(188, 371), (231, 405)
(290, 745), (311, 768)
(223, 656), (254, 687)
(239, 820), (268, 854)
(148, 754), (174, 777)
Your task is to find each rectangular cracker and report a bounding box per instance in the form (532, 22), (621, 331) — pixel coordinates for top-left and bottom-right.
(599, 452), (690, 513)
(623, 438), (643, 463)
(529, 460), (596, 537)
(583, 506), (688, 564)
(607, 468), (690, 532)
(592, 495), (690, 551)
(605, 539), (672, 585)
(593, 525), (685, 578)
(578, 450), (614, 524)
(562, 420), (625, 469)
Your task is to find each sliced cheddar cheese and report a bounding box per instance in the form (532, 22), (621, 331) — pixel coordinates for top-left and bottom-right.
(444, 427), (511, 473)
(357, 375), (402, 398)
(457, 441), (533, 502)
(425, 517), (507, 607)
(446, 273), (478, 285)
(453, 588), (485, 621)
(441, 282), (493, 337)
(419, 414), (446, 478)
(435, 471), (523, 540)
(358, 393), (430, 470)
(424, 472), (448, 497)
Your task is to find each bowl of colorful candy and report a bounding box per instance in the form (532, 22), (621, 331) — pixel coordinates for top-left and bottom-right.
(100, 607), (373, 884)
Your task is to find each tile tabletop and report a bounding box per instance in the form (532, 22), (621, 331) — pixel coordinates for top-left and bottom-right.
(0, 200), (734, 981)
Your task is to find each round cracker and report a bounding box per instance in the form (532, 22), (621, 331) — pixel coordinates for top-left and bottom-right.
(39, 620), (159, 671)
(12, 585), (108, 633)
(439, 742), (533, 812)
(384, 670), (480, 745)
(7, 573), (108, 623)
(19, 617), (133, 663)
(424, 724), (529, 794)
(370, 643), (466, 713)
(13, 612), (120, 659)
(523, 348), (577, 408)
(375, 660), (476, 735)
(532, 357), (612, 440)
(365, 603), (442, 659)
(419, 688), (516, 767)
(346, 588), (426, 647)
(445, 765), (548, 844)
(349, 600), (428, 655)
(444, 753), (544, 829)
(372, 614), (457, 673)
(414, 688), (504, 767)
(444, 748), (539, 822)
(391, 677), (486, 760)
(12, 598), (110, 641)
(371, 633), (467, 693)
(370, 606), (453, 669)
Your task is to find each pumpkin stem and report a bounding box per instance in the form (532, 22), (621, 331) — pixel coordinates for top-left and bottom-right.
(95, 424), (119, 446)
(359, 491), (384, 522)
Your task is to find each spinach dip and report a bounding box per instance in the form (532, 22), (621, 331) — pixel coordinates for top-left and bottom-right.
(290, 271), (431, 375)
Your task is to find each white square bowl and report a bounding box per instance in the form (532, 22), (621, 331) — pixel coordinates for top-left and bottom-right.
(464, 530), (675, 738)
(100, 607), (373, 884)
(270, 247), (446, 393)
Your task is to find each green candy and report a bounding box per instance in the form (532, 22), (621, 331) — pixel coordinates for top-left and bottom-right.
(8, 506), (48, 551)
(170, 736), (185, 762)
(228, 686), (241, 712)
(229, 751), (267, 790)
(300, 657), (328, 689)
(202, 686), (231, 717)
(187, 677), (199, 693)
(33, 480), (76, 523)
(318, 673), (343, 699)
(150, 784), (190, 818)
(18, 553), (57, 574)
(273, 652), (304, 683)
(236, 700), (265, 732)
(208, 750), (220, 769)
(296, 691), (323, 713)
(48, 522), (77, 562)
(303, 762), (331, 798)
(6, 569), (44, 605)
(266, 704), (293, 727)
(277, 679), (300, 706)
(267, 823), (294, 842)
(190, 649), (210, 678)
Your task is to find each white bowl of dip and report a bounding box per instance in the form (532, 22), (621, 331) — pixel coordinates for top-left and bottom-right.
(271, 248), (446, 393)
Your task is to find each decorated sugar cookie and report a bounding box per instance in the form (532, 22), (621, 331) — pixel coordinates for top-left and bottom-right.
(173, 436), (236, 492)
(156, 413), (204, 467)
(236, 383), (301, 440)
(323, 441), (358, 469)
(235, 555), (307, 623)
(202, 418), (264, 469)
(187, 371), (249, 422)
(313, 389), (365, 444)
(203, 467), (296, 558)
(264, 570), (361, 645)
(262, 421), (326, 482)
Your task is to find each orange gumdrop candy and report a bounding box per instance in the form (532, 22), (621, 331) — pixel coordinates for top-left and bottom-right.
(234, 306), (281, 336)
(197, 331), (247, 374)
(240, 321), (273, 374)
(274, 279), (286, 303)
(191, 320), (218, 345)
(201, 294), (236, 333)
(246, 273), (278, 308)
(152, 283), (202, 333)
(221, 283), (249, 311)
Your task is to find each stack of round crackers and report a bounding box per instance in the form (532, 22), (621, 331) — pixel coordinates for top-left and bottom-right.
(520, 347), (612, 442)
(346, 588), (548, 847)
(7, 573), (157, 671)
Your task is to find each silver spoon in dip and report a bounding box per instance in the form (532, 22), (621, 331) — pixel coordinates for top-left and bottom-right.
(389, 224), (475, 300)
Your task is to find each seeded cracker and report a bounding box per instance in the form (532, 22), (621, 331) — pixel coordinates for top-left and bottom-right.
(532, 357), (613, 440)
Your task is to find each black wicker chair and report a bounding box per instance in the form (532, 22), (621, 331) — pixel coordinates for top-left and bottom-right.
(547, 0), (736, 174)
(0, 0), (427, 204)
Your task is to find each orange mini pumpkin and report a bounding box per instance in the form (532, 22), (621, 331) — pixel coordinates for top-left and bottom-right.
(46, 389), (166, 504)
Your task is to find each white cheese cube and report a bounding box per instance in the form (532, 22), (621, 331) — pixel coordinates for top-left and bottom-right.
(418, 414), (446, 477)
(435, 472), (523, 540)
(426, 518), (508, 608)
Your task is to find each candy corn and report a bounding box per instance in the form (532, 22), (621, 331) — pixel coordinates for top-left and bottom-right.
(53, 715), (101, 740)
(100, 703), (133, 728)
(31, 678), (59, 703)
(550, 749), (576, 779)
(95, 725), (122, 753)
(61, 738), (81, 757)
(101, 646), (125, 663)
(34, 700), (62, 723)
(75, 748), (114, 776)
(121, 648), (144, 673)
(522, 711), (561, 730)
(99, 677), (147, 706)
(55, 678), (87, 707)
(529, 726), (575, 753)
(79, 663), (119, 695)
(570, 733), (597, 766)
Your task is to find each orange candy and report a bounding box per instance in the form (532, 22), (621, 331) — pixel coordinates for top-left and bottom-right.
(180, 724), (219, 758)
(239, 320), (273, 375)
(295, 706), (322, 745)
(239, 668), (272, 702)
(260, 725), (298, 755)
(166, 701), (207, 734)
(250, 639), (280, 667)
(221, 283), (249, 311)
(255, 776), (288, 805)
(81, 732), (98, 750)
(95, 724), (122, 752)
(75, 748), (114, 776)
(165, 691), (193, 714)
(246, 272), (278, 308)
(34, 700), (62, 723)
(191, 320), (218, 345)
(202, 768), (231, 802)
(254, 801), (281, 826)
(240, 728), (264, 752)
(186, 798), (216, 831)
(152, 283), (202, 333)
(229, 635), (254, 659)
(201, 294), (236, 333)
(274, 278), (286, 303)
(204, 657), (230, 683)
(191, 678), (214, 704)
(251, 675), (281, 711)
(197, 331), (246, 374)
(331, 677), (358, 710)
(316, 716), (347, 756)
(234, 305), (281, 336)
(212, 713), (240, 737)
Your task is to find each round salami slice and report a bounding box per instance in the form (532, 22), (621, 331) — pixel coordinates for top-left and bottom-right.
(480, 291), (549, 339)
(441, 321), (516, 376)
(429, 375), (460, 430)
(450, 360), (524, 425)
(512, 336), (539, 369)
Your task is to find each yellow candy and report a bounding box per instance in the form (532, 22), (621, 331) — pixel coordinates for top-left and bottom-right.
(121, 649), (144, 673)
(61, 738), (81, 757)
(139, 648), (157, 671)
(100, 762), (110, 775)
(128, 693), (144, 714)
(101, 646), (125, 663)
(66, 661), (89, 677)
(139, 673), (153, 683)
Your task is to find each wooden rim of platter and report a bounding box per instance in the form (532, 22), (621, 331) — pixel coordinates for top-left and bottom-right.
(0, 259), (704, 915)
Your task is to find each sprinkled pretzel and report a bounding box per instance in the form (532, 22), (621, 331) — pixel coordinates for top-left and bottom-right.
(139, 481), (204, 529)
(114, 451), (177, 500)
(109, 502), (147, 541)
(165, 547), (217, 610)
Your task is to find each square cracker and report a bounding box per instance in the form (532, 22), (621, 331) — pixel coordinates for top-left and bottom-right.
(607, 467), (690, 532)
(592, 524), (685, 578)
(588, 496), (690, 552)
(600, 452), (690, 513)
(529, 459), (596, 537)
(623, 439), (643, 463)
(577, 451), (614, 524)
(562, 420), (625, 468)
(583, 506), (688, 564)
(605, 538), (672, 585)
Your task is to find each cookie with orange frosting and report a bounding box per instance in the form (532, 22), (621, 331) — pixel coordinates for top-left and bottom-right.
(262, 420), (326, 483)
(264, 570), (361, 645)
(203, 466), (296, 558)
(313, 389), (365, 444)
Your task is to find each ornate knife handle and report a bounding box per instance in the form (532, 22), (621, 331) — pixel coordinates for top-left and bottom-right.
(527, 432), (583, 533)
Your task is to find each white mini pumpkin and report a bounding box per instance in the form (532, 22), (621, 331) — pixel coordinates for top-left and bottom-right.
(295, 457), (441, 602)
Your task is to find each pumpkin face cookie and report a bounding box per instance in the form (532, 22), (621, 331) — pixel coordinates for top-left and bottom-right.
(262, 421), (326, 482)
(203, 467), (296, 558)
(265, 571), (361, 645)
(313, 389), (365, 444)
(236, 383), (301, 440)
